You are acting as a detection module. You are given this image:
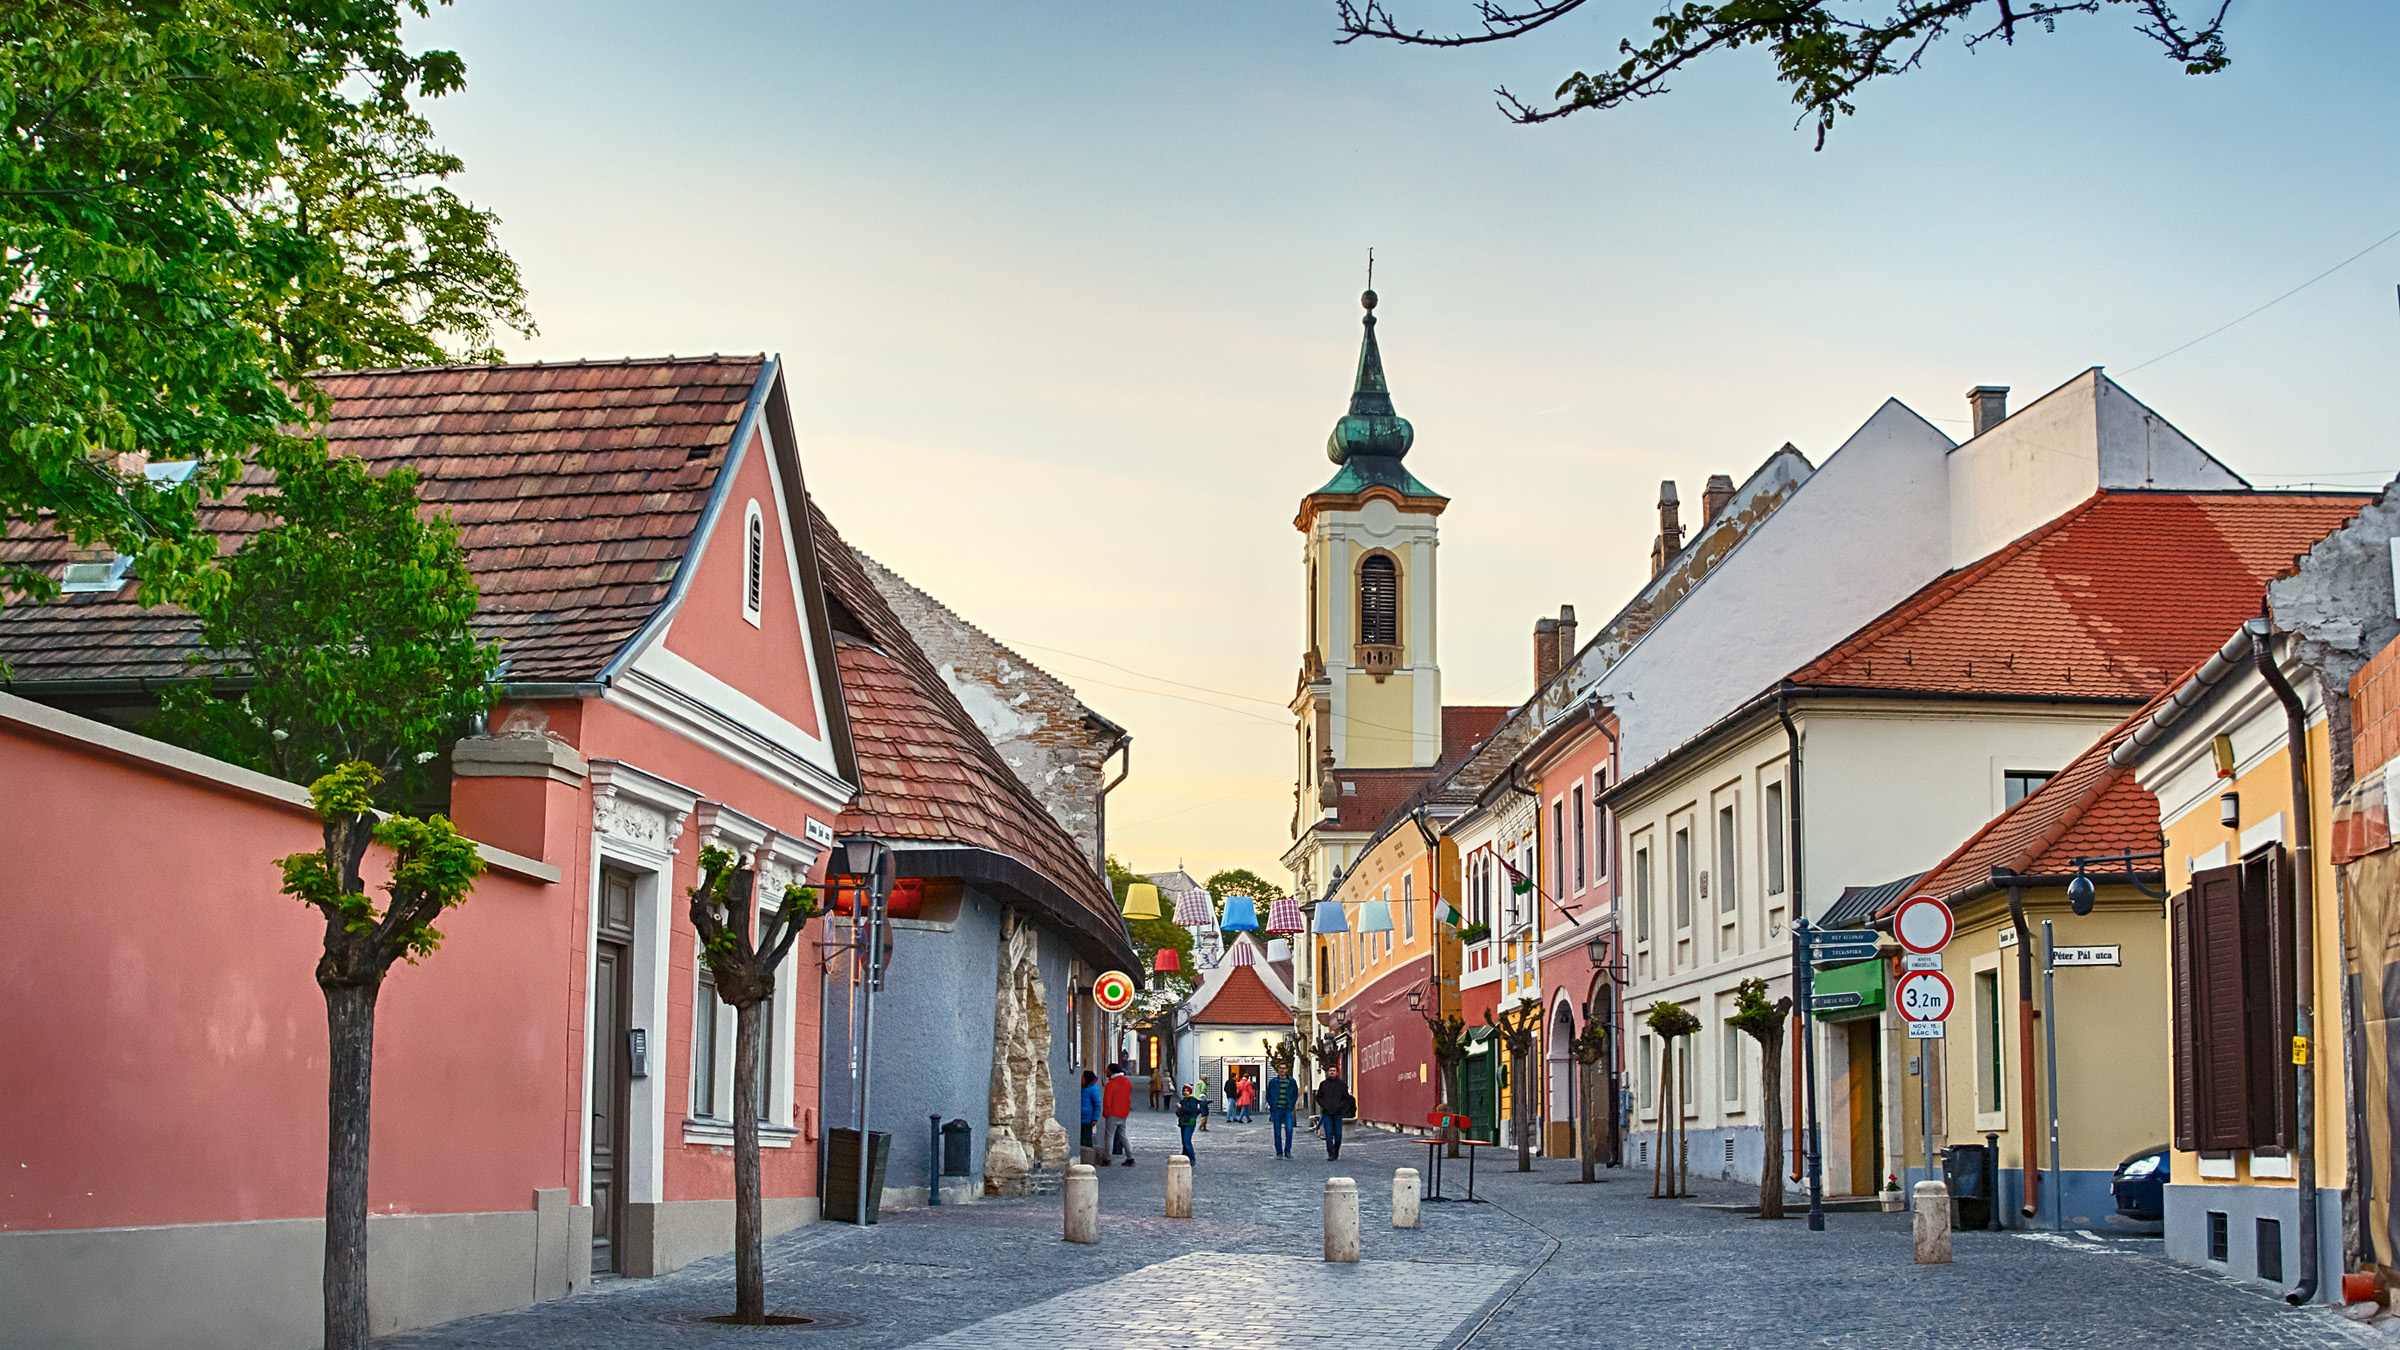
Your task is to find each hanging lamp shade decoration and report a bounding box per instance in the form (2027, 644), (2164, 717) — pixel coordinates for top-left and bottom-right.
(1152, 947), (1181, 974)
(1267, 937), (1292, 962)
(1220, 895), (1261, 932)
(1265, 895), (1305, 934)
(1121, 882), (1163, 921)
(1358, 900), (1396, 934)
(1232, 941), (1257, 967)
(1315, 900), (1350, 934)
(1172, 885), (1214, 927)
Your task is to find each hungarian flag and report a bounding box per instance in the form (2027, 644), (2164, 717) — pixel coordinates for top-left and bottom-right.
(1502, 859), (1533, 895)
(1434, 892), (1463, 928)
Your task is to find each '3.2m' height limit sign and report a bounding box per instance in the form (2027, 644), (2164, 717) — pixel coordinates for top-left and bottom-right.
(1895, 970), (1955, 1027)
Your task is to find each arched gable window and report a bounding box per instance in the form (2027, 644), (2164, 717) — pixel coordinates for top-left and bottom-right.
(742, 500), (764, 627)
(1358, 553), (1397, 646)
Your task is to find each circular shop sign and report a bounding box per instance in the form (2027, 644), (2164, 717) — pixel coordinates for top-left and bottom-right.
(1894, 970), (1956, 1023)
(1893, 894), (1955, 954)
(1093, 971), (1137, 1013)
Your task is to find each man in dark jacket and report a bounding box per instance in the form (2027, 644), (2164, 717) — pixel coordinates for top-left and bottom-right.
(1264, 1065), (1301, 1158)
(1317, 1070), (1355, 1160)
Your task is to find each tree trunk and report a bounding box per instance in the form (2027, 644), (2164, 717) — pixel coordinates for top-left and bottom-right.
(1652, 1051), (1669, 1198)
(732, 999), (765, 1325)
(1578, 1059), (1596, 1184)
(324, 981), (379, 1350)
(1756, 1026), (1786, 1219)
(1514, 1049), (1532, 1172)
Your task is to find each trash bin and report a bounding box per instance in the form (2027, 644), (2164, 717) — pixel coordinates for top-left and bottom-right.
(941, 1118), (973, 1177)
(825, 1128), (890, 1225)
(1942, 1143), (1991, 1231)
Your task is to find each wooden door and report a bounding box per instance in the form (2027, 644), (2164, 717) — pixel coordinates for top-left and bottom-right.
(590, 870), (636, 1274)
(1847, 1023), (1884, 1196)
(1463, 1055), (1498, 1144)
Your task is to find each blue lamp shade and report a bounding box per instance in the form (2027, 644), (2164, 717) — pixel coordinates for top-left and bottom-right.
(1220, 895), (1261, 931)
(1357, 900), (1396, 934)
(1314, 901), (1350, 935)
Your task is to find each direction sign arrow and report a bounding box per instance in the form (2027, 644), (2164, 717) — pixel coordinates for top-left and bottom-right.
(1808, 991), (1864, 1011)
(1810, 947), (1882, 969)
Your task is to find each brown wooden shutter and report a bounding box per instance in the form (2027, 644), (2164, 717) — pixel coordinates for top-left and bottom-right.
(2193, 863), (2254, 1150)
(2247, 845), (2299, 1153)
(2170, 888), (2200, 1152)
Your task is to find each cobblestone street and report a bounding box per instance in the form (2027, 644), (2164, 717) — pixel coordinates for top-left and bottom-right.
(381, 1111), (2375, 1349)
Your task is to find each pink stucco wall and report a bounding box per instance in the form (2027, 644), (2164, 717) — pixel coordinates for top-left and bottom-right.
(661, 428), (826, 742)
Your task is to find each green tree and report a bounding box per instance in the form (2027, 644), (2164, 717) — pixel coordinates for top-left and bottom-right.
(687, 848), (825, 1326)
(1205, 866), (1288, 945)
(0, 0), (527, 608)
(1336, 0), (2235, 146)
(1108, 858), (1197, 1014)
(154, 442), (498, 1350)
(1645, 1000), (1702, 1197)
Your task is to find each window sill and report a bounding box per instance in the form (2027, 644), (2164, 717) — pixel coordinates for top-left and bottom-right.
(683, 1117), (800, 1149)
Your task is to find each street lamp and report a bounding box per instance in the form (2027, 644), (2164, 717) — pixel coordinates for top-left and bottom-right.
(1407, 986), (1423, 1012)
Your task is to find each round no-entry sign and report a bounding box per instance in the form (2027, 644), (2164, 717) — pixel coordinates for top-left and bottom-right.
(1093, 971), (1136, 1013)
(1895, 970), (1955, 1022)
(1893, 894), (1955, 954)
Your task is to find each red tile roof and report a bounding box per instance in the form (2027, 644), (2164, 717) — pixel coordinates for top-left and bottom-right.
(1792, 492), (2368, 700)
(1312, 705), (1516, 837)
(1443, 705), (1510, 763)
(1906, 685), (2176, 910)
(807, 498), (1131, 969)
(0, 357), (769, 683)
(1191, 965), (1291, 1025)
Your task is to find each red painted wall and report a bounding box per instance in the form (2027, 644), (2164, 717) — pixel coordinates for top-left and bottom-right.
(661, 428), (826, 742)
(1348, 955), (1436, 1128)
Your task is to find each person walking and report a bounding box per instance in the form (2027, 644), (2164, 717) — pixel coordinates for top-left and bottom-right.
(1175, 1083), (1205, 1161)
(1101, 1062), (1137, 1166)
(1225, 1075), (1241, 1122)
(1264, 1064), (1300, 1158)
(1234, 1074), (1257, 1123)
(1317, 1068), (1355, 1161)
(1079, 1069), (1102, 1163)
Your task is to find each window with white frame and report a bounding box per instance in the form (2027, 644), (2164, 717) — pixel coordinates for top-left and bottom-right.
(1402, 874), (1415, 940)
(1673, 825), (1693, 929)
(1634, 844), (1652, 943)
(1592, 771), (1610, 880)
(1764, 779), (1786, 895)
(742, 500), (764, 628)
(1638, 1033), (1655, 1111)
(693, 965), (728, 1118)
(1721, 1020), (1743, 1107)
(1572, 785), (1587, 892)
(1717, 802), (1738, 915)
(1553, 800), (1567, 900)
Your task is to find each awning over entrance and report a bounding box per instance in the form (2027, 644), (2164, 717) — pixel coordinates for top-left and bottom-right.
(1812, 957), (1886, 1021)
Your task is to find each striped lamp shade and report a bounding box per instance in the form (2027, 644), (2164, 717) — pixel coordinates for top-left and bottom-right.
(1265, 895), (1305, 934)
(1220, 895), (1261, 931)
(1172, 886), (1214, 927)
(1314, 901), (1350, 934)
(1231, 941), (1257, 967)
(1357, 900), (1396, 933)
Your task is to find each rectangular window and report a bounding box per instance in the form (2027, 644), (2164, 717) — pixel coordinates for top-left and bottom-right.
(1717, 804), (1738, 914)
(2171, 852), (2299, 1154)
(1975, 969), (2002, 1115)
(1676, 1038), (1693, 1116)
(1573, 786), (1587, 891)
(1635, 847), (1653, 942)
(1722, 1021), (1743, 1106)
(1673, 827), (1693, 929)
(2004, 770), (2053, 808)
(1554, 801), (1567, 900)
(1593, 772), (1610, 879)
(1402, 875), (1416, 941)
(1765, 781), (1787, 895)
(2257, 1218), (2284, 1282)
(2207, 1211), (2229, 1262)
(693, 967), (723, 1119)
(1638, 1034), (1655, 1109)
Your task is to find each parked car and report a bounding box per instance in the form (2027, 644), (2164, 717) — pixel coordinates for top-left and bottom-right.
(2112, 1144), (2170, 1223)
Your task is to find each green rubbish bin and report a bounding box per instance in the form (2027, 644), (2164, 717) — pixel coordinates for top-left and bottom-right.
(826, 1128), (890, 1225)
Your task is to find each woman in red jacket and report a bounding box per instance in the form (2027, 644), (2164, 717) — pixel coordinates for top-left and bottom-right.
(1101, 1063), (1137, 1165)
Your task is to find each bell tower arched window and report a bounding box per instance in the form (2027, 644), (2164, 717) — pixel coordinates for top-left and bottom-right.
(1358, 553), (1398, 646)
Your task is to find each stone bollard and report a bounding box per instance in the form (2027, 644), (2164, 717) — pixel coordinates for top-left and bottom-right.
(1165, 1155), (1193, 1219)
(1393, 1167), (1421, 1229)
(1912, 1180), (1951, 1265)
(1324, 1177), (1360, 1262)
(1064, 1164), (1099, 1245)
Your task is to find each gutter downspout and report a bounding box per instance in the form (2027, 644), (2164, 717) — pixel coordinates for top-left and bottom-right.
(1093, 734), (1132, 878)
(1585, 696), (1624, 1170)
(1778, 685), (1824, 1230)
(1997, 868), (2040, 1220)
(2254, 618), (2321, 1307)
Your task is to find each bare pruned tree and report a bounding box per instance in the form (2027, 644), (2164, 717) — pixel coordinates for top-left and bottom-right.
(1335, 0), (2234, 146)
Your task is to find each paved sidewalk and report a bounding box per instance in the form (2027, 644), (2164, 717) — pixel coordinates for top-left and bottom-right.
(378, 1109), (2374, 1348)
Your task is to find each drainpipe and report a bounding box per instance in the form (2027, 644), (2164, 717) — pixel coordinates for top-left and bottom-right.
(2253, 618), (2321, 1307)
(1093, 734), (1131, 878)
(1778, 686), (1824, 1230)
(1584, 696), (1623, 1169)
(1997, 868), (2040, 1221)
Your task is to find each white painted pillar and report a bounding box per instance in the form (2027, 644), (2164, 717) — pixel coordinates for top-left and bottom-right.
(1165, 1155), (1192, 1219)
(1913, 1180), (1951, 1264)
(1064, 1164), (1099, 1245)
(1324, 1177), (1360, 1262)
(1393, 1167), (1421, 1229)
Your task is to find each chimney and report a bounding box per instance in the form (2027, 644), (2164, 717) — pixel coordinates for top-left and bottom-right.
(1702, 474), (1736, 524)
(1650, 481), (1683, 577)
(1554, 605), (1578, 667)
(1534, 617), (1561, 688)
(1968, 386), (2008, 438)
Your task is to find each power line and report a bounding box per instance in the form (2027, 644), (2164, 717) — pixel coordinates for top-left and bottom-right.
(2123, 222), (2400, 375)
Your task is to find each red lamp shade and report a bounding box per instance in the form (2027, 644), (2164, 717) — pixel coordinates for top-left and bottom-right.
(1152, 948), (1181, 973)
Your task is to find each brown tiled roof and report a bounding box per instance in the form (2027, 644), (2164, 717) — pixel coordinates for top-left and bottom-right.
(0, 357), (768, 683)
(807, 497), (1132, 969)
(1906, 685), (2175, 910)
(1317, 767), (1437, 834)
(1191, 966), (1291, 1025)
(1442, 705), (1510, 763)
(1792, 492), (2367, 700)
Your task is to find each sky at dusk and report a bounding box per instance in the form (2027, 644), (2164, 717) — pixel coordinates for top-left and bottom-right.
(405, 0), (2400, 881)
